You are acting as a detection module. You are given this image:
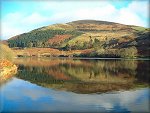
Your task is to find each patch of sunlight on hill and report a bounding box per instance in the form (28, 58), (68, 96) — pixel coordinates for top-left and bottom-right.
(67, 33), (90, 44)
(40, 24), (74, 31)
(65, 31), (135, 47)
(131, 26), (147, 32)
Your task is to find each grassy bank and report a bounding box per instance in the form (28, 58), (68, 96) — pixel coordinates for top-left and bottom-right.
(0, 44), (17, 82)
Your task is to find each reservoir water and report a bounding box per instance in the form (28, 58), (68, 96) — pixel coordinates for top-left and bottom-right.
(0, 58), (149, 113)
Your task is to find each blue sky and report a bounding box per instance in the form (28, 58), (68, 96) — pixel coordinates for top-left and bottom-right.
(1, 0), (149, 40)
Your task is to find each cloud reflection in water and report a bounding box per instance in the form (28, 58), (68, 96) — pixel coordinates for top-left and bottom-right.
(0, 77), (149, 112)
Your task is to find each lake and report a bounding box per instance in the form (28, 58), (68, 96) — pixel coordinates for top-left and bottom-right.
(0, 58), (149, 113)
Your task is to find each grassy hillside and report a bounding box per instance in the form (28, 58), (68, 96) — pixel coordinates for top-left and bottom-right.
(6, 20), (150, 58)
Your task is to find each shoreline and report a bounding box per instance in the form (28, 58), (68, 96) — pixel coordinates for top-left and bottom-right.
(14, 56), (150, 60)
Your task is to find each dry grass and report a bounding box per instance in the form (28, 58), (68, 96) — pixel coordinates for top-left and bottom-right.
(40, 24), (74, 31)
(0, 59), (17, 82)
(0, 44), (15, 61)
(0, 59), (14, 68)
(13, 47), (93, 57)
(47, 34), (72, 44)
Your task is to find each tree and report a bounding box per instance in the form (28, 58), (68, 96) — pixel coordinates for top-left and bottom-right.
(28, 42), (33, 48)
(89, 37), (93, 48)
(119, 46), (138, 58)
(83, 42), (88, 49)
(93, 38), (100, 49)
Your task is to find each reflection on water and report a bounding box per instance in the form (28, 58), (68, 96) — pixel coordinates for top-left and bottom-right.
(0, 58), (149, 113)
(0, 78), (149, 112)
(14, 58), (149, 93)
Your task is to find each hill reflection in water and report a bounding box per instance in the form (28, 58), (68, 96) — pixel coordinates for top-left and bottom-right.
(13, 58), (149, 93)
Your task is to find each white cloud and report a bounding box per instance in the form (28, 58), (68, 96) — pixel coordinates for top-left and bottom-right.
(4, 12), (23, 21)
(1, 22), (24, 40)
(48, 1), (148, 27)
(74, 4), (117, 19)
(115, 1), (149, 27)
(21, 13), (49, 25)
(1, 12), (51, 40)
(128, 1), (149, 19)
(116, 8), (144, 26)
(48, 4), (118, 23)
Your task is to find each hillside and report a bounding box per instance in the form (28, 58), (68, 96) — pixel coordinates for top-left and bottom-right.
(6, 20), (150, 58)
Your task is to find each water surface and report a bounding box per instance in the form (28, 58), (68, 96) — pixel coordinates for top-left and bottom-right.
(0, 58), (149, 112)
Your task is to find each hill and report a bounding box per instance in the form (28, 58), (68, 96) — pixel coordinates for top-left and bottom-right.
(6, 20), (150, 58)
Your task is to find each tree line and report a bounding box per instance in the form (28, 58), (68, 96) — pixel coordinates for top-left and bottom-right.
(8, 29), (82, 48)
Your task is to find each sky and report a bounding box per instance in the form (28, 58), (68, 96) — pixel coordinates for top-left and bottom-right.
(1, 0), (149, 40)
